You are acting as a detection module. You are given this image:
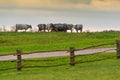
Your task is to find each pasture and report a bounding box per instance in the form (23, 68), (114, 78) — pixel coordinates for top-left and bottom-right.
(0, 52), (120, 80)
(0, 32), (120, 80)
(0, 32), (119, 55)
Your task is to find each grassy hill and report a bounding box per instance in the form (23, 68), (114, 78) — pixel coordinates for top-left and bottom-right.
(0, 32), (120, 80)
(0, 32), (119, 55)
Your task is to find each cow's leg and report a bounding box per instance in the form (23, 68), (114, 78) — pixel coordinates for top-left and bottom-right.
(44, 29), (45, 32)
(65, 30), (67, 32)
(38, 30), (40, 32)
(38, 29), (42, 32)
(47, 28), (50, 32)
(80, 29), (82, 32)
(43, 26), (46, 32)
(15, 29), (17, 32)
(71, 29), (72, 33)
(48, 29), (49, 32)
(76, 30), (78, 33)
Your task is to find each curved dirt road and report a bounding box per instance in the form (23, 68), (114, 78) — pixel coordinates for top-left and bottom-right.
(0, 47), (116, 61)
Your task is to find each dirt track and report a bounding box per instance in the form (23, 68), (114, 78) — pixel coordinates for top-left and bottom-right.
(0, 47), (116, 61)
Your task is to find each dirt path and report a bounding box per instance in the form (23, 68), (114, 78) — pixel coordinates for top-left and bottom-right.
(0, 48), (116, 61)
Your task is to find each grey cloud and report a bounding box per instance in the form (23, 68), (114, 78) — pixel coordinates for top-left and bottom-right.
(53, 0), (91, 4)
(0, 0), (16, 6)
(65, 0), (91, 4)
(0, 0), (120, 12)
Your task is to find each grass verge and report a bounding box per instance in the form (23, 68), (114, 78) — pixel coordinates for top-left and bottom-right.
(0, 52), (120, 80)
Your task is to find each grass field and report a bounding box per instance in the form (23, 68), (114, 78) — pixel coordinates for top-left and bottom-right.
(0, 52), (120, 80)
(0, 32), (120, 80)
(0, 32), (119, 55)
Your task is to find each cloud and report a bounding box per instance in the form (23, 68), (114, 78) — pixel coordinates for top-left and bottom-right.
(0, 0), (90, 6)
(76, 0), (120, 11)
(0, 0), (120, 11)
(90, 0), (120, 11)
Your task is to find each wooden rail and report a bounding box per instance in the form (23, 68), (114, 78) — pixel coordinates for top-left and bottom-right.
(0, 41), (118, 71)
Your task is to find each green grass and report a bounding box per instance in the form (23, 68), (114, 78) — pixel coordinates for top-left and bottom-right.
(0, 32), (119, 55)
(0, 52), (120, 80)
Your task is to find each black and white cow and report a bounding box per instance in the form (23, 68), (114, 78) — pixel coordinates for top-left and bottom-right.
(46, 24), (52, 32)
(37, 24), (46, 32)
(66, 24), (74, 33)
(74, 24), (83, 33)
(50, 23), (74, 32)
(49, 23), (68, 32)
(15, 24), (32, 32)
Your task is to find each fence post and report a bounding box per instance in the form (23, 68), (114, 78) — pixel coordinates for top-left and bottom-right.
(16, 49), (22, 71)
(69, 47), (75, 66)
(116, 40), (120, 59)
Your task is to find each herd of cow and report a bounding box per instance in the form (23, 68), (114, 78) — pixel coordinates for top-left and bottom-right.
(15, 23), (83, 33)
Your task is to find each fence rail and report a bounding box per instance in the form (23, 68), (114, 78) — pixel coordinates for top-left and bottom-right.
(76, 42), (115, 51)
(9, 57), (68, 63)
(0, 41), (119, 71)
(76, 48), (116, 57)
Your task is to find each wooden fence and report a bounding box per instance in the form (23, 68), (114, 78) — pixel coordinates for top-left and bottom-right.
(0, 40), (120, 71)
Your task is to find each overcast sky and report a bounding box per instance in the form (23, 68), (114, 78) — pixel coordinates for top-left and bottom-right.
(0, 0), (120, 31)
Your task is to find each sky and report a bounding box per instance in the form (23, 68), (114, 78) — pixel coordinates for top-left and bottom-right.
(0, 0), (120, 31)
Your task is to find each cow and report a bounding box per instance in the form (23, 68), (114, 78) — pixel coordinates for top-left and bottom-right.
(37, 24), (46, 32)
(46, 24), (52, 32)
(49, 23), (68, 32)
(74, 24), (83, 33)
(66, 24), (74, 33)
(15, 24), (32, 32)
